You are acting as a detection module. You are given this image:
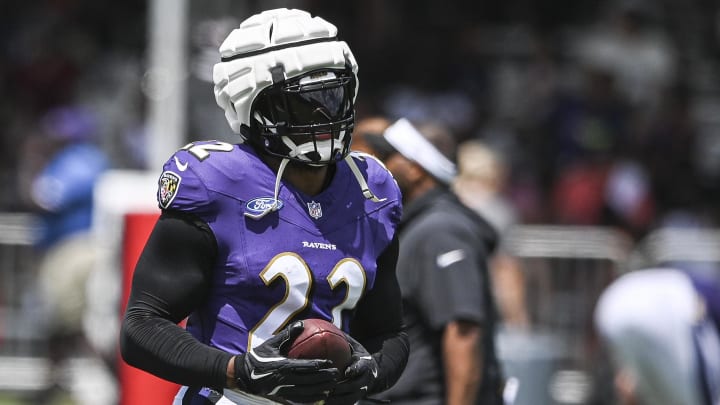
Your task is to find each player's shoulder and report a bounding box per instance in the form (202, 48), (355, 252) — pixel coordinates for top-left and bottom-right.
(343, 151), (402, 246)
(346, 151), (400, 200)
(166, 140), (250, 173)
(156, 140), (263, 211)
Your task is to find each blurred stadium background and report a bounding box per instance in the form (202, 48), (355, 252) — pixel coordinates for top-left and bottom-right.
(1, 0), (719, 404)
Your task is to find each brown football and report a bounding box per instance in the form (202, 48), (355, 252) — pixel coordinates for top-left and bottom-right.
(286, 318), (352, 372)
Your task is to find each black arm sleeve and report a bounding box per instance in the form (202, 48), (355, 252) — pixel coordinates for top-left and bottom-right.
(119, 211), (234, 389)
(349, 235), (410, 393)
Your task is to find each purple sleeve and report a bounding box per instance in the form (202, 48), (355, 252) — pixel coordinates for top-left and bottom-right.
(689, 273), (720, 329)
(156, 149), (215, 216)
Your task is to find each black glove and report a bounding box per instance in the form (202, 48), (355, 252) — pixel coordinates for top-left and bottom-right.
(325, 333), (379, 405)
(234, 321), (340, 403)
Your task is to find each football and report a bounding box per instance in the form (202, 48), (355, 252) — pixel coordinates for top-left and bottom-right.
(286, 318), (352, 372)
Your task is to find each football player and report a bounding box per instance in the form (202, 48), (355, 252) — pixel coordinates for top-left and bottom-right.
(120, 8), (409, 405)
(595, 267), (720, 405)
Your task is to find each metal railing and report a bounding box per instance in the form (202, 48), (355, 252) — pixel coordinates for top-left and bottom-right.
(0, 213), (43, 358)
(0, 213), (119, 402)
(497, 225), (633, 405)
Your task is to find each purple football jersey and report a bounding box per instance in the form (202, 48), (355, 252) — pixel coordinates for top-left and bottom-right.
(156, 141), (401, 353)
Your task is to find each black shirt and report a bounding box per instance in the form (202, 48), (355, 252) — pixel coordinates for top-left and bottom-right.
(379, 187), (501, 404)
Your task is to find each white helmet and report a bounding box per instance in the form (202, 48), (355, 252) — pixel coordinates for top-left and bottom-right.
(213, 8), (359, 165)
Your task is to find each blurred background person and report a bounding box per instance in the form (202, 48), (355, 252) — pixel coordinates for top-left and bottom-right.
(357, 118), (526, 403)
(351, 116), (392, 157)
(594, 267), (720, 405)
(570, 0), (676, 111)
(18, 105), (111, 405)
(453, 140), (529, 329)
(372, 118), (505, 405)
(453, 140), (517, 242)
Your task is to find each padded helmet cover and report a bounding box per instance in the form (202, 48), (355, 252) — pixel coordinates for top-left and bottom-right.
(212, 8), (359, 135)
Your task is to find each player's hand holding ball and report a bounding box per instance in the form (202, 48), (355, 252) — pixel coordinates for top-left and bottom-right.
(325, 332), (379, 405)
(233, 320), (340, 403)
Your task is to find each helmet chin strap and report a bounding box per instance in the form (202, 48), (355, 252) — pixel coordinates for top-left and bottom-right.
(245, 154), (386, 221)
(244, 158), (290, 220)
(344, 155), (386, 203)
(282, 136), (339, 164)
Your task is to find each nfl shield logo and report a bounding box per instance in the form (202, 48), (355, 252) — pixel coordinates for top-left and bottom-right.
(307, 201), (323, 219)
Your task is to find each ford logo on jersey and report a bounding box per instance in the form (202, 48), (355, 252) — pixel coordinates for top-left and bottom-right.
(246, 197), (283, 215)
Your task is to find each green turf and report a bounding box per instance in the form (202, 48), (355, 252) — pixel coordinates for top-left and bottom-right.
(0, 392), (75, 405)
